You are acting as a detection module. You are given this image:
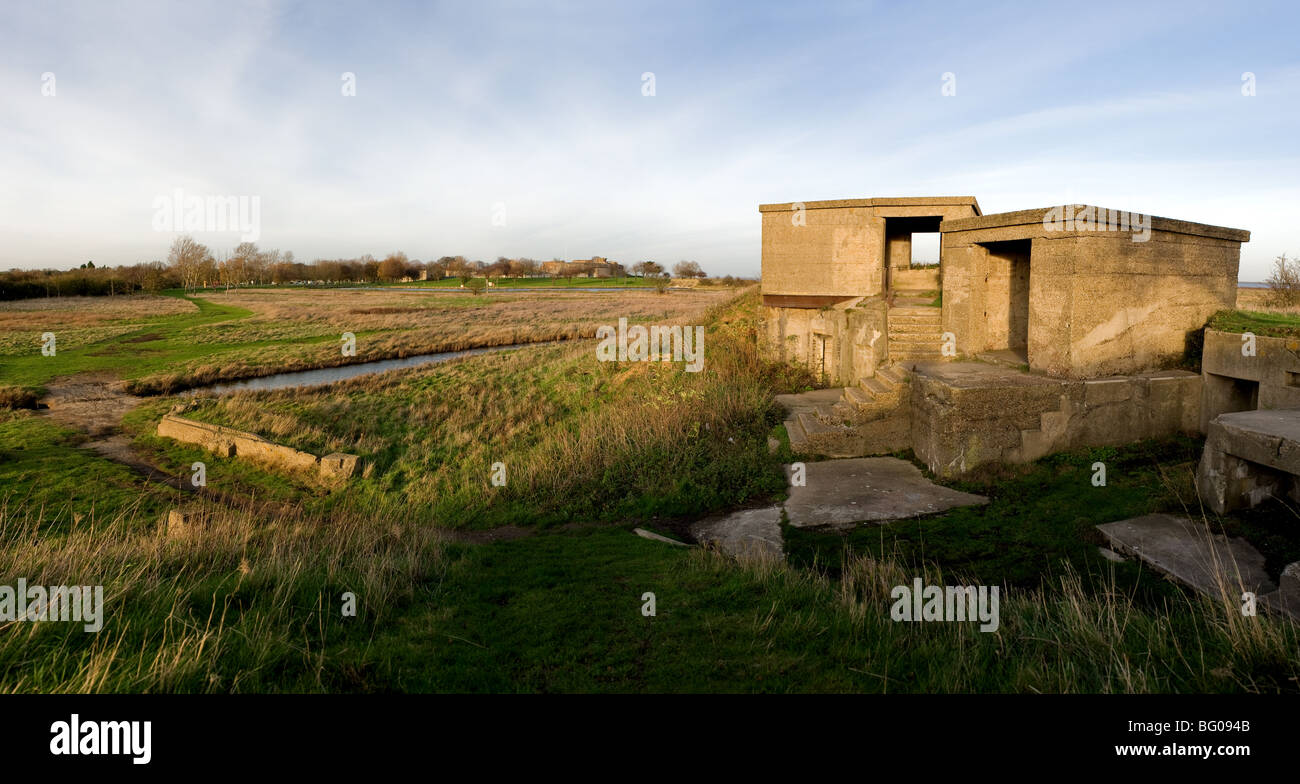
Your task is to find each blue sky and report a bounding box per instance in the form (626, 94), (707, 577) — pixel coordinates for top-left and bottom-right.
(1, 0), (1297, 278)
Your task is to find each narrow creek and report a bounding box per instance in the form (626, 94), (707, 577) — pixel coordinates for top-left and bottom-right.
(194, 340), (563, 395)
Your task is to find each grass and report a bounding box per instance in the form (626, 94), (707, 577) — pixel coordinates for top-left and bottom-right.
(156, 290), (807, 528)
(1208, 308), (1300, 339)
(2, 285), (1298, 692)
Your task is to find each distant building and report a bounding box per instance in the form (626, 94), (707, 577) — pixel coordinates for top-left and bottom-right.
(541, 256), (625, 278)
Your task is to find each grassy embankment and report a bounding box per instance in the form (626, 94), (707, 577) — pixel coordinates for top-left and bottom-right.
(1, 288), (1298, 691)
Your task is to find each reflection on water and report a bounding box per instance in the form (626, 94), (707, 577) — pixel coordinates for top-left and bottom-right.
(197, 341), (559, 395)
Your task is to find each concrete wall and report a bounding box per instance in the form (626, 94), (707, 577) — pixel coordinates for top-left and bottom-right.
(942, 209), (1245, 378)
(1200, 329), (1300, 431)
(157, 414), (360, 481)
(911, 366), (1201, 477)
(762, 299), (889, 386)
(760, 206), (885, 298)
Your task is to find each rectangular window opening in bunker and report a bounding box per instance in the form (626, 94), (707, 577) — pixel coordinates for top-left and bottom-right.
(977, 238), (1031, 362)
(883, 216), (944, 294)
(1205, 372), (1260, 417)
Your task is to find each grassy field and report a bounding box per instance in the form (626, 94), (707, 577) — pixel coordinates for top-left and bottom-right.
(1, 285), (1297, 692)
(0, 286), (733, 397)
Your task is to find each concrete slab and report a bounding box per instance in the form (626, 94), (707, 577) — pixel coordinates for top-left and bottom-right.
(1096, 514), (1277, 597)
(690, 506), (784, 561)
(633, 528), (690, 547)
(1260, 561), (1300, 620)
(782, 457), (987, 529)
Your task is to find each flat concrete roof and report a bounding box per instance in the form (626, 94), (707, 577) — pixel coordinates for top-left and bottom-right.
(941, 205), (1250, 242)
(758, 196), (982, 214)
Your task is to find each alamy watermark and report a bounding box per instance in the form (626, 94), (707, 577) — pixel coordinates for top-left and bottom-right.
(1043, 205), (1150, 243)
(890, 578), (999, 632)
(596, 317), (704, 372)
(152, 187), (261, 242)
(0, 580), (103, 632)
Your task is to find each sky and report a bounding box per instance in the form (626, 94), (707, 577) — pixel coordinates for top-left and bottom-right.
(1, 0), (1297, 279)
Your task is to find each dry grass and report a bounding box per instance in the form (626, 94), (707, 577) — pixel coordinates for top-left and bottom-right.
(0, 497), (446, 693)
(1237, 286), (1300, 315)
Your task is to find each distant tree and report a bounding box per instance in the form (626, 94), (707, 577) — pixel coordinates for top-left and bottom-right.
(379, 251), (409, 282)
(486, 258), (511, 280)
(465, 277), (486, 295)
(167, 235), (211, 292)
(633, 261), (664, 278)
(653, 275), (671, 294)
(425, 260), (446, 281)
(1266, 254), (1300, 306)
(672, 260), (704, 279)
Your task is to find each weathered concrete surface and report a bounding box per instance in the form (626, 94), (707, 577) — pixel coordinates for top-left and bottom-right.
(911, 362), (1200, 476)
(783, 457), (987, 529)
(164, 508), (205, 538)
(1201, 329), (1300, 431)
(759, 197), (980, 386)
(690, 506), (784, 561)
(940, 206), (1247, 378)
(1260, 561), (1300, 620)
(1096, 514), (1276, 597)
(157, 414), (361, 481)
(1196, 409), (1300, 513)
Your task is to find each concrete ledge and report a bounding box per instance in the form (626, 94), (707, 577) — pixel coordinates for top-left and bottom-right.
(941, 205), (1250, 242)
(1196, 409), (1300, 514)
(157, 414), (361, 481)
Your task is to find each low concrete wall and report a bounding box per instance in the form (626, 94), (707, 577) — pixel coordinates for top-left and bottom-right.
(912, 365), (1201, 477)
(1200, 329), (1300, 431)
(1197, 409), (1300, 514)
(157, 414), (360, 481)
(762, 298), (889, 386)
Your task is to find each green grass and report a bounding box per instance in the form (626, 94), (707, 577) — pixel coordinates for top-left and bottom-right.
(1208, 308), (1300, 338)
(382, 276), (656, 289)
(0, 292), (253, 393)
(0, 411), (182, 531)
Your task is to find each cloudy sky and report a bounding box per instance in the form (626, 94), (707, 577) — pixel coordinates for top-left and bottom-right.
(1, 0), (1297, 278)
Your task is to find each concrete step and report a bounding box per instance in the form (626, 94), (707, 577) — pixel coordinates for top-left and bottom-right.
(889, 306), (941, 317)
(843, 385), (872, 405)
(892, 351), (945, 362)
(860, 375), (892, 396)
(889, 323), (942, 335)
(891, 338), (943, 351)
(877, 364), (909, 386)
(785, 417), (807, 449)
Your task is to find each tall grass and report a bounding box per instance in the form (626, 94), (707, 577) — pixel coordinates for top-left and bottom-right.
(0, 499), (445, 692)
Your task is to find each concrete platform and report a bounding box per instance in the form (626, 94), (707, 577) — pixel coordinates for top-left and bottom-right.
(1096, 514), (1276, 597)
(690, 506), (784, 561)
(783, 457), (987, 529)
(1197, 408), (1300, 513)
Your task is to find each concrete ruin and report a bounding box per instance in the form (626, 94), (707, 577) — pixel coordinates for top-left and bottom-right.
(157, 414), (362, 482)
(1196, 409), (1300, 514)
(1200, 328), (1300, 431)
(762, 196), (1253, 474)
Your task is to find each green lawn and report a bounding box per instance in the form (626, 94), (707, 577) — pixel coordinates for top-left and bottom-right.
(1208, 308), (1300, 338)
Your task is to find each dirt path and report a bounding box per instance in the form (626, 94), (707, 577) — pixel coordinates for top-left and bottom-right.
(36, 373), (290, 512)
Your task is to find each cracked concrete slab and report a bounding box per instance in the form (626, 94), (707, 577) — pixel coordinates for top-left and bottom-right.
(1096, 513), (1277, 597)
(782, 457), (988, 529)
(690, 506), (784, 561)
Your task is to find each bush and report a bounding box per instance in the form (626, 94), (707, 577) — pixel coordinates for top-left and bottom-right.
(1265, 254), (1300, 306)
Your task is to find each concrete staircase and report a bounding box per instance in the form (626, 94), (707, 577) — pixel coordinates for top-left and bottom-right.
(1008, 394), (1074, 463)
(778, 364), (912, 457)
(889, 290), (943, 364)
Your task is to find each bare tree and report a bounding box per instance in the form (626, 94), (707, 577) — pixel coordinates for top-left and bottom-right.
(672, 260), (704, 279)
(167, 235), (211, 292)
(1266, 254), (1300, 306)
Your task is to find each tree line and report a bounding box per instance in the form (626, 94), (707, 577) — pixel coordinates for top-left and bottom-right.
(0, 235), (718, 300)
